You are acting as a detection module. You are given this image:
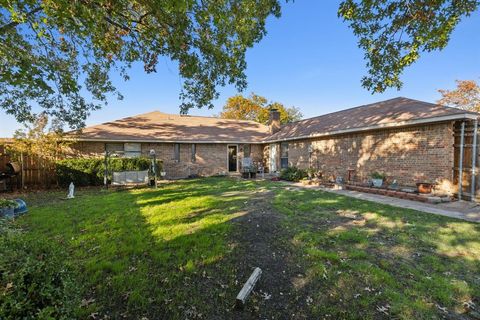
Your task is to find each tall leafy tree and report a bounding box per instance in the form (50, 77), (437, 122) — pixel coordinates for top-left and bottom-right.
(438, 79), (480, 112)
(3, 1), (477, 130)
(0, 0), (283, 129)
(219, 93), (302, 124)
(339, 0), (479, 93)
(7, 113), (70, 161)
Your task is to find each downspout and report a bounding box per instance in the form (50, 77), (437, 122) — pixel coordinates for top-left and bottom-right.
(20, 152), (25, 189)
(458, 121), (465, 200)
(471, 119), (478, 201)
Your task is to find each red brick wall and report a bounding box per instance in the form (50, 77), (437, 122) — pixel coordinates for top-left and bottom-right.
(70, 141), (265, 179)
(271, 122), (454, 186)
(68, 141), (105, 157)
(69, 122), (455, 185)
(141, 143), (228, 179)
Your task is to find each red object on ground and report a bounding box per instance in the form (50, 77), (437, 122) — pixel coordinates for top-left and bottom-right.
(416, 183), (433, 194)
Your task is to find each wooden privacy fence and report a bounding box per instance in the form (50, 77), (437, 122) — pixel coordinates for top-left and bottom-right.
(0, 145), (57, 190)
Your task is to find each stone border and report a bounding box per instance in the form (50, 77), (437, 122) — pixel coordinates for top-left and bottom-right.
(345, 185), (451, 204)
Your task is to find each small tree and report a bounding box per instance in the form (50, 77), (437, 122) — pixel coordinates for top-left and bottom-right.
(7, 114), (70, 162)
(438, 80), (480, 112)
(6, 115), (72, 188)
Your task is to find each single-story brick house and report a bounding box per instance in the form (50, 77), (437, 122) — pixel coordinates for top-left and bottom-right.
(70, 97), (480, 199)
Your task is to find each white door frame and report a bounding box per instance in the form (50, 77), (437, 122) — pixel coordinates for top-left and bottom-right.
(270, 143), (278, 173)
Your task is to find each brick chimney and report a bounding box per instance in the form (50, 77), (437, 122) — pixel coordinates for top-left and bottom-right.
(268, 108), (281, 134)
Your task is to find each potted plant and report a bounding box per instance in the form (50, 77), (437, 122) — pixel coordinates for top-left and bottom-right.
(371, 172), (385, 188)
(0, 199), (19, 218)
(416, 182), (433, 194)
(301, 177), (311, 185)
(306, 168), (317, 180)
(250, 165), (258, 179)
(241, 166), (250, 179)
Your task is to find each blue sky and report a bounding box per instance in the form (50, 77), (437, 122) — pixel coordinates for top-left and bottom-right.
(1, 1), (479, 136)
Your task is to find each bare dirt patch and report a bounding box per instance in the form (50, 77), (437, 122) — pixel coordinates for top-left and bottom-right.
(227, 188), (312, 319)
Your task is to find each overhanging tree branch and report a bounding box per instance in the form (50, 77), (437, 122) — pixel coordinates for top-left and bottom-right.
(0, 6), (42, 33)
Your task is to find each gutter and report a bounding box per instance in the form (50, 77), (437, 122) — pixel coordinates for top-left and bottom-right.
(67, 138), (267, 145)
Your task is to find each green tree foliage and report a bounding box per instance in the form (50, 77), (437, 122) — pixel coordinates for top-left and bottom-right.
(0, 0), (283, 129)
(7, 113), (70, 161)
(219, 93), (302, 124)
(338, 0), (479, 93)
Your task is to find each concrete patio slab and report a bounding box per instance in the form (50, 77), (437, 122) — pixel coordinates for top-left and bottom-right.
(288, 182), (480, 223)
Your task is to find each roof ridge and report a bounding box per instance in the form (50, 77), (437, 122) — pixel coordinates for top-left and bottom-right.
(277, 97), (406, 129)
(175, 113), (268, 125)
(78, 110), (269, 131)
(269, 97), (479, 140)
(290, 97), (407, 124)
(83, 110), (168, 129)
(404, 97), (479, 115)
(277, 96), (478, 130)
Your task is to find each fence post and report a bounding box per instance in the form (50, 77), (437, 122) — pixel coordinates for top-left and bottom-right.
(20, 152), (25, 189)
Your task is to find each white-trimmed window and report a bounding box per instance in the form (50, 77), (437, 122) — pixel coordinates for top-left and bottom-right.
(174, 143), (180, 161)
(244, 144), (251, 158)
(191, 144), (196, 162)
(105, 143), (141, 158)
(105, 143), (124, 156)
(124, 143), (141, 158)
(280, 142), (289, 169)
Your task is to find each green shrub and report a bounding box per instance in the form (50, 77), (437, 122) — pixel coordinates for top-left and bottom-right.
(0, 199), (19, 209)
(279, 166), (307, 182)
(56, 157), (162, 186)
(371, 171), (385, 180)
(0, 220), (81, 319)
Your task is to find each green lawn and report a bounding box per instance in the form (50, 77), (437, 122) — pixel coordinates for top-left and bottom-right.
(7, 177), (480, 319)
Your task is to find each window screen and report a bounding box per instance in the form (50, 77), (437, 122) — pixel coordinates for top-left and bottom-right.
(243, 144), (251, 158)
(191, 144), (196, 162)
(280, 142), (289, 169)
(174, 144), (180, 161)
(105, 143), (124, 155)
(124, 143), (141, 158)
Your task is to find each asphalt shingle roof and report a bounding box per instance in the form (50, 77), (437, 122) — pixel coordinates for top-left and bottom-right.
(266, 97), (478, 142)
(73, 111), (270, 143)
(73, 97), (478, 143)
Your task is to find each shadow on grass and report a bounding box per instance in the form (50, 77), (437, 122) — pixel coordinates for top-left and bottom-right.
(16, 177), (262, 319)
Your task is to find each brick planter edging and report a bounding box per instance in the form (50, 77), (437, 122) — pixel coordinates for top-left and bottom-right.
(345, 185), (429, 203)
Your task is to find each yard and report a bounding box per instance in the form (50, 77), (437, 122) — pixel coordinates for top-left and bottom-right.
(3, 177), (480, 319)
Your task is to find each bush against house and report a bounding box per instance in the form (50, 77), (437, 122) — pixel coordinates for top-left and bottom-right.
(280, 166), (307, 182)
(55, 157), (162, 187)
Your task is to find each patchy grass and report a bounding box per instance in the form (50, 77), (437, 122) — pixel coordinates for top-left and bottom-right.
(15, 178), (257, 319)
(274, 188), (480, 319)
(8, 178), (480, 319)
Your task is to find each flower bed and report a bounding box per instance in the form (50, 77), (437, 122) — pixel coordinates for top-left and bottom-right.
(345, 184), (451, 203)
